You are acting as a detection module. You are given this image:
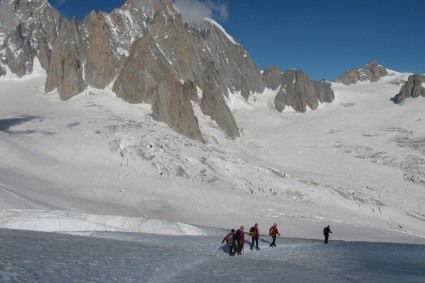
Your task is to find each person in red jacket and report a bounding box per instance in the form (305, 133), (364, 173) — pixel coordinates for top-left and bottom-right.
(249, 223), (260, 250)
(234, 226), (245, 255)
(269, 223), (280, 247)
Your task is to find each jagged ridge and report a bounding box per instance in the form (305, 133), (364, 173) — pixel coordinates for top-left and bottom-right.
(0, 0), (336, 139)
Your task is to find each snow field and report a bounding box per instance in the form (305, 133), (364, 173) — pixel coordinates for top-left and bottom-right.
(1, 228), (425, 283)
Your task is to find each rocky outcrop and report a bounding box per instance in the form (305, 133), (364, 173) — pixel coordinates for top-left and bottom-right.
(336, 59), (388, 85)
(262, 66), (283, 90)
(44, 20), (86, 100)
(83, 12), (122, 89)
(0, 0), (337, 142)
(392, 74), (425, 104)
(44, 9), (136, 99)
(200, 80), (240, 139)
(143, 0), (264, 99)
(4, 23), (32, 77)
(0, 0), (63, 77)
(37, 0), (263, 140)
(314, 80), (335, 103)
(113, 34), (204, 142)
(112, 0), (263, 139)
(152, 78), (204, 142)
(274, 70), (334, 113)
(102, 0), (263, 103)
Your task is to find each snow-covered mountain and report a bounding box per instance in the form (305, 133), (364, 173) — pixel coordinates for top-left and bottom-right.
(0, 0), (334, 140)
(1, 0), (425, 247)
(0, 0), (63, 76)
(336, 59), (389, 85)
(1, 66), (425, 244)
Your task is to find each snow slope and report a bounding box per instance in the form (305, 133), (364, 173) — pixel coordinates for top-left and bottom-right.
(0, 70), (425, 245)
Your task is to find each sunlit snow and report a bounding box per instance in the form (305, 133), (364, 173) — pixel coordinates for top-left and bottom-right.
(1, 69), (425, 281)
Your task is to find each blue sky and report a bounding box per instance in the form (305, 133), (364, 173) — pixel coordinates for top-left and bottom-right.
(48, 0), (425, 81)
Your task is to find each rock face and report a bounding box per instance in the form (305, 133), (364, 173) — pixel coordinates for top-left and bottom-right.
(83, 12), (122, 89)
(269, 69), (334, 113)
(151, 77), (204, 142)
(336, 59), (388, 85)
(113, 34), (204, 141)
(1, 0), (265, 140)
(263, 66), (283, 90)
(314, 80), (335, 104)
(0, 0), (64, 76)
(200, 80), (240, 139)
(392, 74), (425, 104)
(44, 20), (86, 100)
(0, 0), (338, 141)
(110, 0), (262, 139)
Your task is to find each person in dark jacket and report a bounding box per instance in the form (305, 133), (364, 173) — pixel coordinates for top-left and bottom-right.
(221, 229), (237, 255)
(323, 225), (332, 244)
(235, 226), (245, 255)
(249, 223), (260, 250)
(269, 223), (280, 247)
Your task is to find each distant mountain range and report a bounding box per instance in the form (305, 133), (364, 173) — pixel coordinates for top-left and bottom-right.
(1, 0), (424, 140)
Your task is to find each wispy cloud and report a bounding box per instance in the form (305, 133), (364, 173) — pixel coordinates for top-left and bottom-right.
(174, 0), (228, 24)
(56, 0), (68, 7)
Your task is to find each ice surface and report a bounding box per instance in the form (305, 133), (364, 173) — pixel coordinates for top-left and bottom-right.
(1, 228), (424, 282)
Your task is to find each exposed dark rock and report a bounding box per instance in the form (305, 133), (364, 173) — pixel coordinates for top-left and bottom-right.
(44, 20), (86, 100)
(0, 65), (5, 76)
(83, 12), (122, 89)
(0, 0), (63, 77)
(262, 66), (283, 90)
(392, 74), (425, 104)
(314, 80), (335, 103)
(274, 70), (334, 113)
(201, 80), (240, 139)
(113, 35), (204, 142)
(152, 78), (204, 142)
(182, 80), (199, 103)
(0, 0), (341, 142)
(336, 59), (388, 85)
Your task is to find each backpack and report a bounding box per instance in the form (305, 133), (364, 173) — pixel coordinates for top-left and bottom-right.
(249, 226), (255, 237)
(225, 233), (232, 246)
(323, 227), (330, 236)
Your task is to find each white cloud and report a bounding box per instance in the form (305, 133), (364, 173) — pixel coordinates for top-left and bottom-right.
(56, 0), (68, 7)
(174, 0), (228, 24)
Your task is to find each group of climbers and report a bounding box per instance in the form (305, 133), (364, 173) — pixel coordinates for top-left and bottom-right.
(221, 223), (282, 256)
(221, 226), (246, 256)
(221, 223), (332, 256)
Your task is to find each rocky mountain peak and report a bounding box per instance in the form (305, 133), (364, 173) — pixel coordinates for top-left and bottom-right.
(392, 74), (425, 104)
(336, 59), (388, 85)
(265, 69), (334, 113)
(1, 0), (336, 142)
(262, 66), (283, 90)
(0, 0), (64, 76)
